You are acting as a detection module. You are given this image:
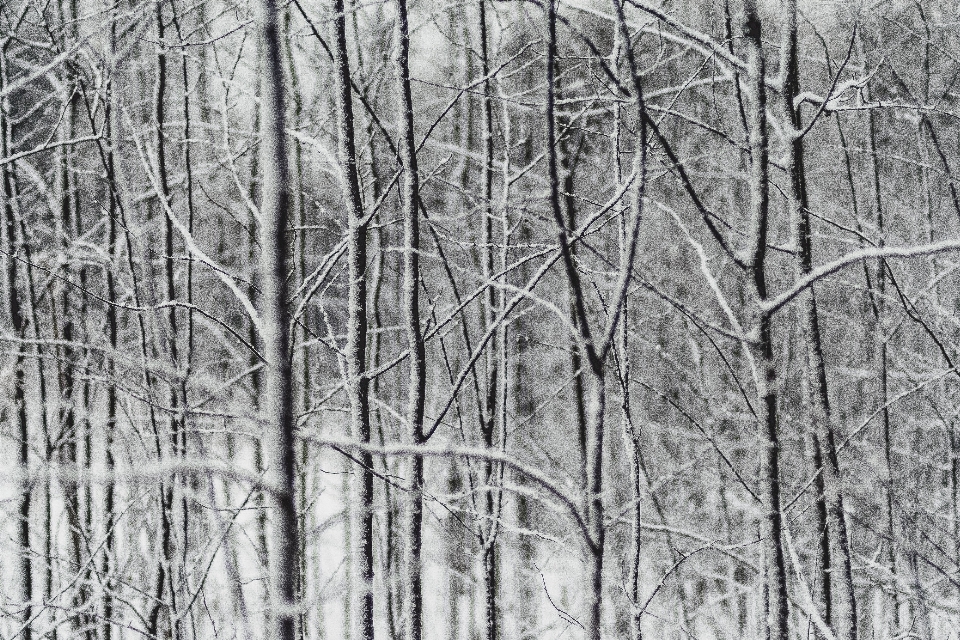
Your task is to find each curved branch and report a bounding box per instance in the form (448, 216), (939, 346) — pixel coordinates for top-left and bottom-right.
(303, 436), (595, 549)
(764, 238), (960, 315)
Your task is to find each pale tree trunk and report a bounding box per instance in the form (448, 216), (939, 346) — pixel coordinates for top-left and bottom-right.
(256, 0), (300, 638)
(332, 2), (374, 638)
(514, 473), (537, 640)
(54, 0), (89, 631)
(510, 126), (538, 640)
(778, 4), (857, 639)
(21, 204), (55, 640)
(835, 73), (893, 639)
(243, 57), (271, 605)
(445, 465), (467, 640)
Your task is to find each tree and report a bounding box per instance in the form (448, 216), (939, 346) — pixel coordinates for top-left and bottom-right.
(256, 0), (299, 638)
(4, 2), (960, 639)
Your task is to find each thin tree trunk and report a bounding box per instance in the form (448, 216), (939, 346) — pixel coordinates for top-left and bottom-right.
(145, 3), (178, 636)
(64, 0), (96, 624)
(244, 60), (270, 605)
(394, 0), (426, 636)
(332, 2), (374, 638)
(169, 7), (197, 622)
(809, 429), (833, 630)
(546, 3), (609, 637)
(953, 421), (960, 600)
(54, 0), (89, 626)
(863, 82), (901, 635)
(352, 10), (395, 634)
(20, 220), (56, 640)
(102, 14), (120, 637)
(282, 6), (311, 637)
(778, 4), (857, 638)
(610, 17), (644, 640)
(256, 0), (300, 638)
(1, 39), (32, 640)
(477, 3), (501, 638)
(742, 4), (789, 639)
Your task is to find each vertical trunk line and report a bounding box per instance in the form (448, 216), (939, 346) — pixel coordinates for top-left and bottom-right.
(333, 1), (374, 638)
(742, 4), (789, 639)
(257, 0), (300, 638)
(1, 39), (32, 640)
(148, 3), (179, 635)
(779, 5), (857, 638)
(395, 0), (426, 637)
(477, 4), (500, 639)
(102, 14), (119, 637)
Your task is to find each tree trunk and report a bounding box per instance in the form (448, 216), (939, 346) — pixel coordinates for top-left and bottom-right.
(102, 14), (120, 637)
(54, 0), (89, 627)
(742, 3), (789, 639)
(1, 39), (32, 640)
(778, 3), (857, 638)
(546, 3), (608, 637)
(146, 3), (178, 635)
(477, 3), (501, 638)
(332, 3), (374, 637)
(256, 0), (300, 638)
(394, 0), (426, 638)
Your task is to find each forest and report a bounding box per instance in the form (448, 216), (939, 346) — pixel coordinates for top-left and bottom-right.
(2, 0), (960, 638)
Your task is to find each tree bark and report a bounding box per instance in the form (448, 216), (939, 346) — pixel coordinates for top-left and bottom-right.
(101, 13), (120, 637)
(54, 1), (89, 629)
(778, 4), (857, 639)
(256, 0), (300, 638)
(477, 3), (501, 639)
(393, 0), (427, 638)
(332, 2), (374, 638)
(1, 38), (32, 640)
(865, 82), (901, 636)
(146, 4), (178, 637)
(741, 3), (789, 639)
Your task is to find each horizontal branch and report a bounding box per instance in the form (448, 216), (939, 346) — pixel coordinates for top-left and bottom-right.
(0, 134), (102, 166)
(304, 435), (595, 550)
(0, 460), (272, 493)
(764, 238), (960, 315)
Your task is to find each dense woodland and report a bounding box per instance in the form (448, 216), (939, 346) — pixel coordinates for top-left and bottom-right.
(2, 0), (960, 638)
